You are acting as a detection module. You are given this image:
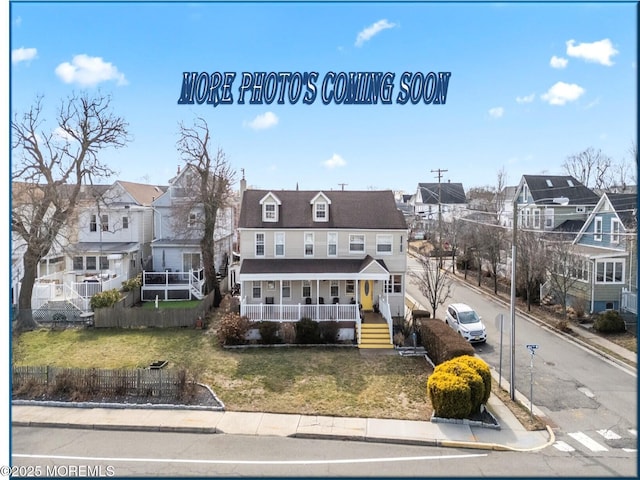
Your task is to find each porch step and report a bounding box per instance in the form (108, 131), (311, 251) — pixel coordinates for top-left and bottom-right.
(359, 323), (393, 349)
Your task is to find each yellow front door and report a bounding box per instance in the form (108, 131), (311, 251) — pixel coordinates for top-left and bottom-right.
(359, 280), (373, 310)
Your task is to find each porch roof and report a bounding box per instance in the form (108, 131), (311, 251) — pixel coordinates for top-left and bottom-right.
(239, 255), (390, 281)
(72, 242), (139, 254)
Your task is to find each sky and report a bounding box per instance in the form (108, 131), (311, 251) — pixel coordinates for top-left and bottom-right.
(7, 1), (638, 195)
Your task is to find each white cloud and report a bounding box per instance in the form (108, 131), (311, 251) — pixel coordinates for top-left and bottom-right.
(541, 81), (585, 106)
(12, 47), (37, 64)
(245, 112), (279, 130)
(323, 154), (347, 169)
(516, 93), (535, 104)
(550, 55), (568, 69)
(488, 107), (504, 118)
(55, 54), (128, 87)
(53, 127), (75, 142)
(355, 19), (396, 47)
(566, 38), (619, 66)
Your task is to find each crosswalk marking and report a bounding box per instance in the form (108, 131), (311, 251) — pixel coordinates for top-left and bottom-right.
(623, 448), (637, 453)
(568, 432), (608, 452)
(553, 441), (575, 452)
(597, 429), (621, 440)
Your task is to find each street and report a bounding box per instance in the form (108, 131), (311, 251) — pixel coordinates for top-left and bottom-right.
(11, 427), (638, 477)
(406, 255), (638, 464)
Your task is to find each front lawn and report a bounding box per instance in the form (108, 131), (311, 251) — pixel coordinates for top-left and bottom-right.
(12, 328), (432, 420)
(140, 300), (202, 310)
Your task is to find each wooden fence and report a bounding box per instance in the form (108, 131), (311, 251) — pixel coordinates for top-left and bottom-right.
(13, 365), (181, 398)
(94, 290), (216, 328)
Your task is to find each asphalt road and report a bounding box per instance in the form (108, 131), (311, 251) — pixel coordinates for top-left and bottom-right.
(406, 255), (637, 466)
(11, 427), (638, 477)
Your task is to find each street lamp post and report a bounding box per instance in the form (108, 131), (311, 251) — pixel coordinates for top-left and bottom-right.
(509, 184), (522, 401)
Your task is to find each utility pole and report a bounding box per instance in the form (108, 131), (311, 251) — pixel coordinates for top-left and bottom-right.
(431, 169), (448, 268)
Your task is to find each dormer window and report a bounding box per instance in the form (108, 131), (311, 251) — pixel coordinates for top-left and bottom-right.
(264, 203), (277, 221)
(310, 192), (331, 222)
(260, 192), (281, 222)
(314, 202), (327, 221)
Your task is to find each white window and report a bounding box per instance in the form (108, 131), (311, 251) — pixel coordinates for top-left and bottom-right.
(263, 203), (277, 222)
(596, 260), (624, 284)
(304, 232), (314, 256)
(275, 232), (285, 256)
(314, 202), (327, 222)
(330, 280), (339, 297)
(282, 280), (291, 298)
(376, 234), (393, 254)
(99, 256), (109, 270)
(349, 234), (365, 253)
(252, 281), (262, 299)
(532, 210), (540, 229)
(189, 212), (197, 226)
(255, 233), (265, 257)
(346, 280), (355, 295)
(544, 208), (554, 229)
(594, 217), (603, 242)
(384, 274), (403, 294)
(327, 232), (338, 256)
(122, 216), (129, 229)
(73, 257), (83, 270)
(183, 252), (201, 270)
(101, 215), (109, 232)
(302, 280), (311, 298)
(89, 214), (97, 232)
(611, 219), (621, 244)
(86, 256), (97, 270)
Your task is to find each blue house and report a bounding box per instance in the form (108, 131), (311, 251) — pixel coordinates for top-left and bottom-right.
(571, 193), (637, 314)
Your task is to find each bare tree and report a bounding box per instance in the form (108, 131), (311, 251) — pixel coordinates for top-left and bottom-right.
(546, 240), (583, 319)
(516, 230), (548, 311)
(562, 147), (614, 190)
(409, 254), (453, 318)
(175, 117), (236, 307)
(12, 93), (129, 331)
(494, 167), (507, 223)
(479, 222), (505, 295)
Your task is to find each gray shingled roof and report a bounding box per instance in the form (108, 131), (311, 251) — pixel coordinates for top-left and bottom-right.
(523, 175), (599, 205)
(417, 183), (467, 204)
(608, 193), (637, 229)
(239, 190), (407, 229)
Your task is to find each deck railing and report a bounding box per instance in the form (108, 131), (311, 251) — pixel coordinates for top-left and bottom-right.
(621, 288), (637, 315)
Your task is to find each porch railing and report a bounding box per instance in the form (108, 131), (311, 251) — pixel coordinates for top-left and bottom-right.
(378, 295), (393, 342)
(621, 288), (637, 315)
(240, 301), (359, 323)
(141, 268), (206, 301)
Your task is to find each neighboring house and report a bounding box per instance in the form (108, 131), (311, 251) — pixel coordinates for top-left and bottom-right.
(564, 193), (638, 314)
(17, 180), (163, 315)
(514, 175), (600, 233)
(497, 185), (517, 228)
(235, 187), (408, 347)
(146, 165), (235, 301)
(411, 181), (467, 222)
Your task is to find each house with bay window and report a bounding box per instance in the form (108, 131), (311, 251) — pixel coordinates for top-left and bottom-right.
(567, 192), (637, 314)
(235, 187), (408, 348)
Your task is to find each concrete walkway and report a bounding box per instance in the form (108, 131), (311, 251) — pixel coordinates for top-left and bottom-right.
(12, 383), (554, 452)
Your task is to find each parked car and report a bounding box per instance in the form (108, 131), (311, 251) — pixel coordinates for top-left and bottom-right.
(445, 303), (487, 344)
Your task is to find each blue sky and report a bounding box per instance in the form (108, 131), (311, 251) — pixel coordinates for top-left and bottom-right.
(8, 1), (637, 194)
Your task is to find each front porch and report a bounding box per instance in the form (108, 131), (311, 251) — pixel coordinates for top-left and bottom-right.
(240, 295), (394, 348)
(141, 269), (206, 301)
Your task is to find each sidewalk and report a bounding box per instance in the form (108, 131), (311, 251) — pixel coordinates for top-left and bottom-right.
(12, 384), (554, 452)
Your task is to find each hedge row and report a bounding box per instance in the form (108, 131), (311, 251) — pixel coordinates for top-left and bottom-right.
(418, 318), (475, 365)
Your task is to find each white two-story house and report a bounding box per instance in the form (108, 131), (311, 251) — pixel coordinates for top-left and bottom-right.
(145, 165), (234, 301)
(236, 187), (408, 346)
